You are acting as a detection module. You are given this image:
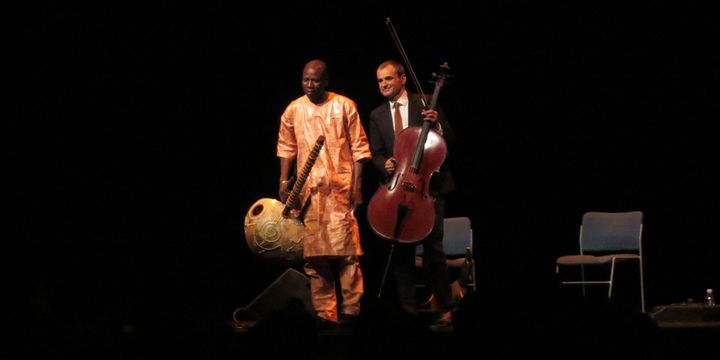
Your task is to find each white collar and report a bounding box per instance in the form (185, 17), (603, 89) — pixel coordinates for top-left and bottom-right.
(389, 90), (408, 108)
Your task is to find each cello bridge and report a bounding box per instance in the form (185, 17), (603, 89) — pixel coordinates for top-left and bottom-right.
(402, 182), (417, 192)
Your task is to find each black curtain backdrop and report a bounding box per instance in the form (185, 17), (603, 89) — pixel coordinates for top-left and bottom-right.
(14, 1), (718, 355)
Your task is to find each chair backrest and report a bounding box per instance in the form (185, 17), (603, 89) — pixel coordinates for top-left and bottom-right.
(580, 211), (643, 253)
(417, 217), (472, 256)
(443, 217), (473, 256)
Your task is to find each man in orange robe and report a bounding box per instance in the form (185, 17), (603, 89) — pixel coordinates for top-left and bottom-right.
(277, 59), (371, 326)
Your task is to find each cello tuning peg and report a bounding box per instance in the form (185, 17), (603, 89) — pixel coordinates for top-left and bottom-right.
(430, 72), (453, 85)
(432, 62), (454, 82)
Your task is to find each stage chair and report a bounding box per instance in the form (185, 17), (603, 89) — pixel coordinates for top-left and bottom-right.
(415, 217), (476, 307)
(556, 211), (645, 312)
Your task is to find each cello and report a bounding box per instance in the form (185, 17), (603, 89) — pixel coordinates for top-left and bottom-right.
(367, 19), (451, 244)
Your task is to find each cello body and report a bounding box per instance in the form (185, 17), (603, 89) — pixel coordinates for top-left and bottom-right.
(367, 123), (447, 243)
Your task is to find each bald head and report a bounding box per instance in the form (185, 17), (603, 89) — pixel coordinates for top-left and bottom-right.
(302, 59), (329, 104)
(303, 59), (328, 81)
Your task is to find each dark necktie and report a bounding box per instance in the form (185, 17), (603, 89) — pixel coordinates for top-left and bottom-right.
(393, 102), (403, 136)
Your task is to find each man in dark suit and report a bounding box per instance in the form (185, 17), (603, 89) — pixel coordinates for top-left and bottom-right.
(368, 60), (456, 329)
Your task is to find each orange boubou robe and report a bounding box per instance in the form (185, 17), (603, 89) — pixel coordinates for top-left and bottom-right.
(277, 92), (371, 321)
(277, 92), (371, 257)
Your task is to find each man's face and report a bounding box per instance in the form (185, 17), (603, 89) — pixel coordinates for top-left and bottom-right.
(302, 66), (328, 103)
(376, 65), (406, 101)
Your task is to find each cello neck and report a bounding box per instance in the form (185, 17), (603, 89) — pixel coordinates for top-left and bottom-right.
(409, 63), (450, 172)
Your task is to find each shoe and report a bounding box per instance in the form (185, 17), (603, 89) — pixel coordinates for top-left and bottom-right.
(428, 311), (453, 332)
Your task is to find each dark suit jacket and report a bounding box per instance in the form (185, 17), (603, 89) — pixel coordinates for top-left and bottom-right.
(368, 93), (455, 195)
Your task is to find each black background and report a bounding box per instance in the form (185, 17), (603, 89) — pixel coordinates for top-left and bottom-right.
(15, 1), (718, 354)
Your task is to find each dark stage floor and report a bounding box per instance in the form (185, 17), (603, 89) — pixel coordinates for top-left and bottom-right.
(30, 290), (717, 359)
(226, 292), (719, 360)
